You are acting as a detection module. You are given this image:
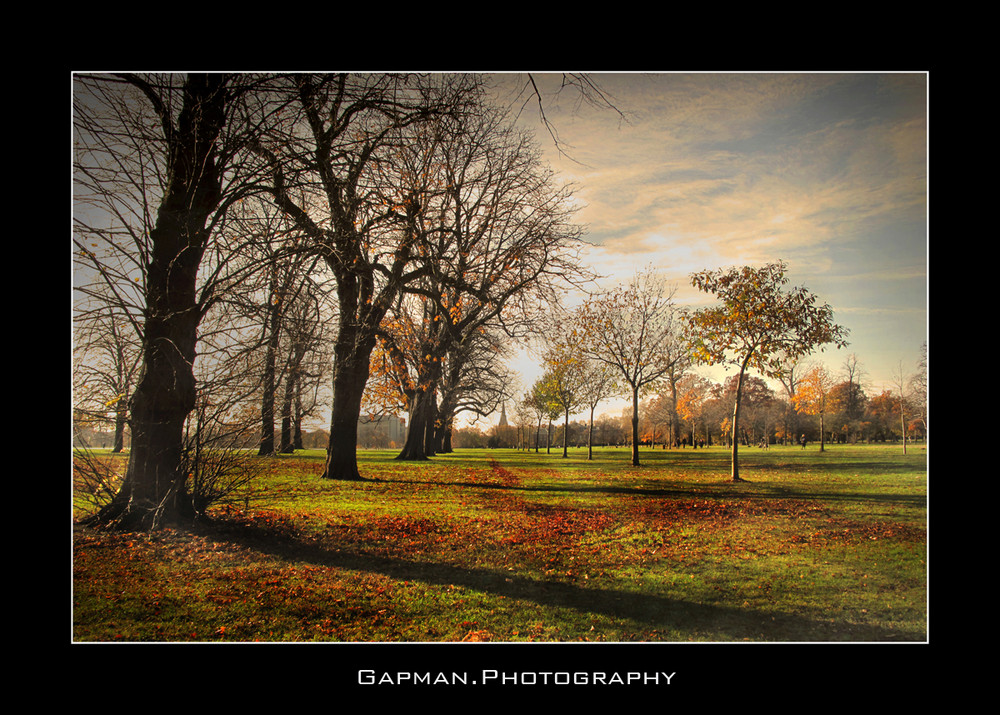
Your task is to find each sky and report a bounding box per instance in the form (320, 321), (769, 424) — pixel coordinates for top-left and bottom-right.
(480, 71), (928, 427)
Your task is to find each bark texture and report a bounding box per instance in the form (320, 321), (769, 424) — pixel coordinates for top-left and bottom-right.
(90, 74), (229, 530)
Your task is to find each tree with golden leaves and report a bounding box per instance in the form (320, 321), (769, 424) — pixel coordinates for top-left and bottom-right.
(676, 374), (713, 448)
(523, 376), (562, 453)
(370, 99), (588, 462)
(791, 364), (835, 451)
(688, 261), (849, 481)
(541, 342), (588, 458)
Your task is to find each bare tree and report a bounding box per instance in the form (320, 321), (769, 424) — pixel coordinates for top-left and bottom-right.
(74, 73), (282, 529)
(774, 355), (805, 445)
(892, 360), (912, 454)
(501, 73), (628, 161)
(254, 243), (326, 456)
(523, 378), (560, 453)
(73, 288), (142, 452)
(579, 359), (617, 459)
(278, 275), (334, 453)
(659, 350), (693, 448)
(251, 73), (484, 480)
(910, 341), (927, 443)
(576, 269), (687, 467)
(369, 99), (590, 461)
(838, 353), (869, 430)
(433, 329), (517, 454)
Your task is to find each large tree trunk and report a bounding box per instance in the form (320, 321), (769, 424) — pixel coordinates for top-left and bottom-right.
(397, 387), (435, 460)
(397, 353), (444, 461)
(94, 228), (206, 529)
(321, 331), (373, 480)
(89, 74), (228, 530)
(440, 421), (453, 453)
(431, 410), (453, 454)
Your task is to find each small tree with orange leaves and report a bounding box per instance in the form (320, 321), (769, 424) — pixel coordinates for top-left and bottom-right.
(677, 374), (713, 447)
(792, 364), (834, 451)
(688, 262), (848, 481)
(541, 341), (589, 458)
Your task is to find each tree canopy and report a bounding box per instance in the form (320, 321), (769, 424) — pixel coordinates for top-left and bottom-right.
(687, 261), (849, 480)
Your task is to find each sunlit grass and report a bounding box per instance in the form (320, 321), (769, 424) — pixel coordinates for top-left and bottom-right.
(73, 443), (927, 643)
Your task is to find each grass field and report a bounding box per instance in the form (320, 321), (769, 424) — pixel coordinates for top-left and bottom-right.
(72, 443), (927, 643)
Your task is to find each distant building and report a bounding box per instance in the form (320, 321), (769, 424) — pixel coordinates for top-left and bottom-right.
(491, 402), (516, 448)
(358, 414), (407, 448)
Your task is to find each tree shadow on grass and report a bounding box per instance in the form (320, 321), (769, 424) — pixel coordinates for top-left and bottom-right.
(204, 519), (925, 643)
(367, 474), (927, 511)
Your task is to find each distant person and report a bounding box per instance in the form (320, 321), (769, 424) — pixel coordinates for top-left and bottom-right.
(800, 434), (807, 449)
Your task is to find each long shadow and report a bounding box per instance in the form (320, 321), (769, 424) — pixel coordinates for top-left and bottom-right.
(363, 474), (927, 510)
(203, 521), (924, 643)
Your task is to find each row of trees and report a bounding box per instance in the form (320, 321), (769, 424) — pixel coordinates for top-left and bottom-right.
(502, 346), (926, 454)
(73, 72), (605, 530)
(73, 72), (911, 533)
(514, 262), (851, 480)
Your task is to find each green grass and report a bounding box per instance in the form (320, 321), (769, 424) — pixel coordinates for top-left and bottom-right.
(72, 443), (927, 643)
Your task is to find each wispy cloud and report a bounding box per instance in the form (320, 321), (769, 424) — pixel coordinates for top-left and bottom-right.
(523, 72), (928, 387)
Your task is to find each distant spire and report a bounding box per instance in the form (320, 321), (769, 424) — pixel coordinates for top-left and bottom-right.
(498, 401), (508, 427)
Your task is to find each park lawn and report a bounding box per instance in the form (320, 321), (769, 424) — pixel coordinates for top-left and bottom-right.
(72, 443), (927, 643)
